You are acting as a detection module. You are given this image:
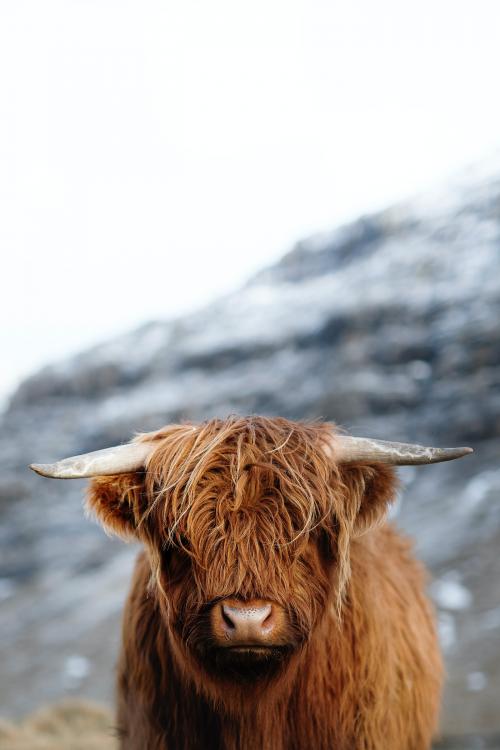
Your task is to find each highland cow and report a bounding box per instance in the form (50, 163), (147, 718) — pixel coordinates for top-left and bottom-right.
(31, 417), (473, 750)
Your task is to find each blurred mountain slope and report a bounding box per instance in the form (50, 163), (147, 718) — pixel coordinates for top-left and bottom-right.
(1, 168), (499, 741)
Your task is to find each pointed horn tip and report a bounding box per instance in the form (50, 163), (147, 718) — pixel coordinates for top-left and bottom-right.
(433, 446), (473, 463)
(29, 463), (83, 479)
(29, 463), (54, 478)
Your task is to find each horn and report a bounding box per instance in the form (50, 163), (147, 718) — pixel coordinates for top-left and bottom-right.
(29, 442), (153, 479)
(328, 435), (473, 465)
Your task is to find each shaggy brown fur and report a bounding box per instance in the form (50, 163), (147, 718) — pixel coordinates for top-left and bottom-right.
(87, 416), (442, 750)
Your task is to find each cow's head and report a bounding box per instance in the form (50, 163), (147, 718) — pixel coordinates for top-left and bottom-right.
(31, 417), (471, 695)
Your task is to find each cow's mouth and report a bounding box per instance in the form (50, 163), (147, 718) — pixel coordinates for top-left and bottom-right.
(200, 643), (293, 682)
(220, 644), (289, 658)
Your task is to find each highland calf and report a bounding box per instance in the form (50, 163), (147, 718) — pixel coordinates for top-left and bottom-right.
(31, 417), (473, 750)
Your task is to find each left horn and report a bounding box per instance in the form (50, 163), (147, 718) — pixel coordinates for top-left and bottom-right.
(29, 442), (153, 479)
(327, 435), (473, 466)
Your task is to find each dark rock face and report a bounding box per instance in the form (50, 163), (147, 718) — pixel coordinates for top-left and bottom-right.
(1, 170), (499, 744)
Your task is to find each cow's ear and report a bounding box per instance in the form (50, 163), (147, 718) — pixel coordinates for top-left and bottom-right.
(339, 463), (398, 537)
(86, 474), (145, 540)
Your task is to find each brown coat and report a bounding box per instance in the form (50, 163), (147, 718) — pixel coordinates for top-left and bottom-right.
(87, 417), (442, 750)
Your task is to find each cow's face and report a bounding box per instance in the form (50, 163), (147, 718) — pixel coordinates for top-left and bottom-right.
(87, 418), (396, 686)
(154, 504), (336, 683)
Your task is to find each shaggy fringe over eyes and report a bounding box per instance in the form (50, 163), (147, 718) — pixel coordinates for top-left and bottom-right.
(125, 416), (395, 611)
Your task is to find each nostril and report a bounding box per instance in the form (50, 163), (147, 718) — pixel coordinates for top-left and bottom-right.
(221, 605), (236, 630)
(262, 607), (274, 631)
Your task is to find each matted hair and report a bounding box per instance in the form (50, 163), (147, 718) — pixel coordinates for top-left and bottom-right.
(88, 416), (397, 614)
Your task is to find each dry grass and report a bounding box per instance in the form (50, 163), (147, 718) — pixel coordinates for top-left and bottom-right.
(0, 701), (117, 750)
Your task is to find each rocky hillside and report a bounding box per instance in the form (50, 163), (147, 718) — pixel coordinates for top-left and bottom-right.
(1, 168), (499, 744)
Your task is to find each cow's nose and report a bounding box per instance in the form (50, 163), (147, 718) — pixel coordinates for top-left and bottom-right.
(213, 599), (277, 645)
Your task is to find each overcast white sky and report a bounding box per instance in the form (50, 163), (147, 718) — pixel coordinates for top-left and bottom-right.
(1, 0), (500, 402)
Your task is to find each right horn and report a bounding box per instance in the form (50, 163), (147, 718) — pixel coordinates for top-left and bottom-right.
(328, 435), (473, 466)
(29, 441), (154, 479)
